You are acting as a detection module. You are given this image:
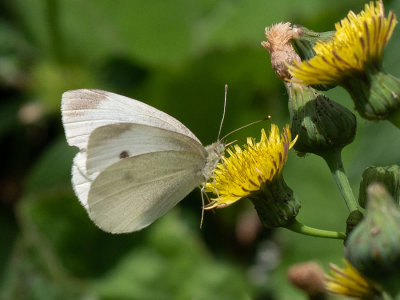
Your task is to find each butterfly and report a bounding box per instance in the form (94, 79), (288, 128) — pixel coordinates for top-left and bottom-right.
(61, 89), (225, 233)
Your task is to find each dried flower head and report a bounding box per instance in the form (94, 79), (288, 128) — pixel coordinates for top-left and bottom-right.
(262, 22), (301, 80)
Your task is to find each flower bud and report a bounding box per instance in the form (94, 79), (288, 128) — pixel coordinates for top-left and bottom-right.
(345, 183), (400, 295)
(359, 165), (400, 208)
(250, 175), (300, 228)
(346, 70), (400, 123)
(291, 25), (335, 61)
(287, 82), (356, 156)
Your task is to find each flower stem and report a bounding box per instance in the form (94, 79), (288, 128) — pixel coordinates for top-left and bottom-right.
(322, 150), (359, 212)
(285, 218), (346, 240)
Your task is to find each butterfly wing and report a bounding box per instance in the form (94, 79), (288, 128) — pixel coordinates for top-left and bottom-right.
(71, 152), (98, 208)
(87, 150), (205, 233)
(61, 89), (200, 151)
(86, 123), (207, 175)
(62, 89), (206, 210)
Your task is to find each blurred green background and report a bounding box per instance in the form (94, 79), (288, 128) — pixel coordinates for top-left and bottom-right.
(1, 0), (400, 299)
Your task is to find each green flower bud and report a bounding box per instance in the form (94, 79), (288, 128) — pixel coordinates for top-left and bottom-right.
(345, 183), (400, 295)
(287, 82), (356, 156)
(345, 69), (400, 124)
(250, 175), (300, 228)
(359, 165), (400, 208)
(291, 25), (335, 91)
(291, 25), (335, 61)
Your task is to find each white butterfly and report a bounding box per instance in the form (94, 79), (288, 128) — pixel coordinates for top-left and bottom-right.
(61, 89), (225, 233)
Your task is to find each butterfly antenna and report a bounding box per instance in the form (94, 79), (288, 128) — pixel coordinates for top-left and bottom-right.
(217, 84), (228, 141)
(225, 139), (237, 148)
(221, 115), (271, 141)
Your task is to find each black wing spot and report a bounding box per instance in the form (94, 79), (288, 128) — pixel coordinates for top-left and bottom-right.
(119, 150), (130, 159)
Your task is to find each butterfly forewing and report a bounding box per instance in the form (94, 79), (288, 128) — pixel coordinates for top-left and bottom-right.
(86, 123), (207, 175)
(62, 89), (200, 151)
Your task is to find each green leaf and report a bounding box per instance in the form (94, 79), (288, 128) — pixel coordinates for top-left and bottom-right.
(92, 210), (252, 300)
(24, 137), (76, 194)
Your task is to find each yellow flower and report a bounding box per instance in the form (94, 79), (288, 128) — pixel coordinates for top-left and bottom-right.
(325, 260), (382, 299)
(289, 1), (397, 85)
(205, 124), (297, 209)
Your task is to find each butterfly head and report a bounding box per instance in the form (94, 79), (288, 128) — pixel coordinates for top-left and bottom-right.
(202, 141), (225, 181)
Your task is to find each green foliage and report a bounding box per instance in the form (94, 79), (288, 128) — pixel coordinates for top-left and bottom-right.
(2, 0), (399, 299)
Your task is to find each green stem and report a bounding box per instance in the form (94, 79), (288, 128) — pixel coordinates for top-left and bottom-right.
(285, 219), (346, 240)
(322, 149), (358, 212)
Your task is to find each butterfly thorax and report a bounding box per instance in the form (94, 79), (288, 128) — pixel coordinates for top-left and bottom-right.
(202, 141), (225, 181)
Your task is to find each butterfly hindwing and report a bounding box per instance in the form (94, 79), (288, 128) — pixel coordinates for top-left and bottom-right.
(87, 150), (205, 233)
